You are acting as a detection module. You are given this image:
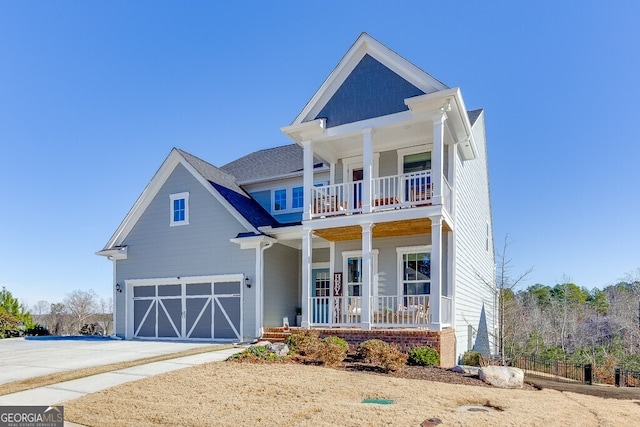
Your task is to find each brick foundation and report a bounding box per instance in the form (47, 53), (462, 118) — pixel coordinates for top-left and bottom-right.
(276, 327), (456, 368)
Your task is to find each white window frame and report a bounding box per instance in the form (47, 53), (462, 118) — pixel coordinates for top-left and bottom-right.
(396, 245), (431, 296)
(271, 185), (305, 214)
(291, 186), (304, 209)
(272, 188), (287, 212)
(342, 250), (379, 297)
(169, 192), (190, 227)
(397, 146), (432, 175)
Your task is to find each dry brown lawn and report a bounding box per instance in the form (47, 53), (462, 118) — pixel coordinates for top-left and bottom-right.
(65, 362), (640, 426)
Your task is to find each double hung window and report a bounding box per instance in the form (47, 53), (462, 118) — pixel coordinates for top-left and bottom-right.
(170, 192), (189, 226)
(397, 246), (431, 296)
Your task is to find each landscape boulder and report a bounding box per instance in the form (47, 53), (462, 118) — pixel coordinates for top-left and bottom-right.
(478, 366), (524, 388)
(268, 342), (290, 357)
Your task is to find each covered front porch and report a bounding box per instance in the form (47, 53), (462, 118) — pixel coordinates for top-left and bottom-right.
(309, 294), (453, 328)
(298, 211), (454, 333)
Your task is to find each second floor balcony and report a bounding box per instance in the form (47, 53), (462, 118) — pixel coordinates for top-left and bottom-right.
(310, 170), (452, 219)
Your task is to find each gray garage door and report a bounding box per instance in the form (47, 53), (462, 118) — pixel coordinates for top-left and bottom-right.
(132, 280), (241, 341)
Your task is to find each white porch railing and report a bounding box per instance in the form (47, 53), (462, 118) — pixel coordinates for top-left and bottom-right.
(310, 170), (442, 218)
(309, 295), (430, 328)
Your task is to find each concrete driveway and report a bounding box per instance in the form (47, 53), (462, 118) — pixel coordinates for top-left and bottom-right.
(0, 337), (221, 384)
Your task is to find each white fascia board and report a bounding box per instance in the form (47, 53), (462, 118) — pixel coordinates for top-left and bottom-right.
(301, 205), (454, 232)
(230, 235), (277, 250)
(405, 88), (478, 160)
(258, 224), (302, 240)
(95, 246), (128, 260)
(281, 118), (326, 143)
(102, 149), (259, 250)
(291, 33), (448, 126)
(315, 110), (416, 141)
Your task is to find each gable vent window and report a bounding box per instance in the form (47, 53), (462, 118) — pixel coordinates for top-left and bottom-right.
(170, 192), (190, 226)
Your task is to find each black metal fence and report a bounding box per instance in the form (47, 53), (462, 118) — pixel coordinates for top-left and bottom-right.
(511, 356), (640, 387)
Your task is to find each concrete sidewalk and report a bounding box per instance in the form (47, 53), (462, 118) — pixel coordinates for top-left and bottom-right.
(0, 346), (244, 406)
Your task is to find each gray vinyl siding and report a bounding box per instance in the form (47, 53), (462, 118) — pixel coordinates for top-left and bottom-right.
(114, 163), (257, 340)
(452, 111), (496, 359)
(378, 150), (397, 177)
(263, 243), (300, 327)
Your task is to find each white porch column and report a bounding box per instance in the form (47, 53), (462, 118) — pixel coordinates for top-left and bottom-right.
(362, 128), (373, 214)
(430, 215), (443, 331)
(302, 140), (313, 221)
(431, 113), (446, 206)
(301, 229), (312, 328)
(361, 222), (374, 330)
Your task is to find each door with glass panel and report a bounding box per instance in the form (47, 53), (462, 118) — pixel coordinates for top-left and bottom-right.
(312, 269), (330, 324)
(345, 256), (362, 323)
(403, 152), (431, 204)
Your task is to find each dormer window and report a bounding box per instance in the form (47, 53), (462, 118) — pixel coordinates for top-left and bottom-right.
(273, 189), (287, 211)
(170, 192), (189, 226)
(272, 186), (304, 213)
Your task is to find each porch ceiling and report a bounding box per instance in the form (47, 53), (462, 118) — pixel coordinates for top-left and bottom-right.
(312, 218), (451, 242)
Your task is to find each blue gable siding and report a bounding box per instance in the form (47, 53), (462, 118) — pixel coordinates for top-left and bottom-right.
(314, 54), (424, 128)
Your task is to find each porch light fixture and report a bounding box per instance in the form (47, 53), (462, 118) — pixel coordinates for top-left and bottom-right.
(115, 283), (122, 293)
(245, 277), (251, 288)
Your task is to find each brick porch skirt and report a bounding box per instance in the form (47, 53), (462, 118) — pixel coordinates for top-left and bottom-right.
(262, 327), (456, 368)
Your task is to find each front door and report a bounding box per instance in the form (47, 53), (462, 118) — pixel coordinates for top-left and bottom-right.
(312, 269), (330, 324)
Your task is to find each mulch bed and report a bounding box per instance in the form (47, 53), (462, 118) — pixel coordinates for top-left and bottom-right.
(339, 354), (493, 387)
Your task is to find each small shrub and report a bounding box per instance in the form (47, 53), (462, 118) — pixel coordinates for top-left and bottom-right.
(285, 329), (320, 355)
(357, 339), (407, 372)
(462, 351), (483, 366)
(323, 336), (348, 351)
(311, 336), (348, 367)
(79, 323), (104, 336)
(408, 346), (440, 367)
(25, 325), (50, 336)
(227, 345), (285, 363)
(0, 311), (22, 338)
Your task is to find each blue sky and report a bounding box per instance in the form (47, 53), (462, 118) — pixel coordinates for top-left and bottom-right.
(1, 1), (639, 308)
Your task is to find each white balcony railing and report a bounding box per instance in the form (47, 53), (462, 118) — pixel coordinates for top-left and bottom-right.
(310, 170), (441, 218)
(308, 294), (430, 328)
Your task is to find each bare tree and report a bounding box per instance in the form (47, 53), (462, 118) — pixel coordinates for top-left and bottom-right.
(32, 300), (50, 316)
(64, 289), (98, 334)
(97, 297), (113, 336)
(495, 235), (533, 364)
(48, 302), (67, 335)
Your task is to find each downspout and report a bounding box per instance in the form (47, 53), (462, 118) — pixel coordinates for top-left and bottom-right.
(108, 256), (117, 338)
(257, 240), (274, 338)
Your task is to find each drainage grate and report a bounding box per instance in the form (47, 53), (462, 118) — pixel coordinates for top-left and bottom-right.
(457, 404), (500, 413)
(361, 398), (394, 405)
